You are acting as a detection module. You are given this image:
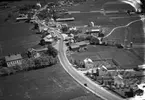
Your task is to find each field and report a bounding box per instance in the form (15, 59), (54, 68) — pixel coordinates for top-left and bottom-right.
(71, 45), (143, 69)
(0, 22), (41, 56)
(0, 63), (102, 100)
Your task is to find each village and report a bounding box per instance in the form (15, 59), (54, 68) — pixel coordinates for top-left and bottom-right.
(0, 0), (145, 100)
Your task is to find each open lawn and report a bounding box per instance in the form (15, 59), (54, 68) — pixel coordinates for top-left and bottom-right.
(0, 63), (102, 100)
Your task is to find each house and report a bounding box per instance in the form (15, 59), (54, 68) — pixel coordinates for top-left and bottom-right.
(62, 33), (74, 41)
(97, 65), (108, 76)
(55, 13), (75, 22)
(85, 27), (101, 35)
(69, 41), (89, 51)
(113, 74), (124, 88)
(16, 14), (28, 21)
(43, 34), (54, 42)
(84, 58), (94, 69)
(30, 45), (48, 52)
(69, 44), (80, 51)
(76, 41), (89, 47)
(5, 54), (22, 67)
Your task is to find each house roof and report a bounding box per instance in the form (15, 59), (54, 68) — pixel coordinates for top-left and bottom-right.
(85, 27), (101, 32)
(70, 44), (80, 49)
(5, 54), (22, 62)
(76, 41), (89, 46)
(84, 58), (93, 64)
(30, 45), (48, 52)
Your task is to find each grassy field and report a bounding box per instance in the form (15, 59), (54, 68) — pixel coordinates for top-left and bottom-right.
(104, 20), (144, 43)
(103, 1), (135, 11)
(71, 45), (143, 69)
(0, 63), (102, 100)
(0, 22), (41, 56)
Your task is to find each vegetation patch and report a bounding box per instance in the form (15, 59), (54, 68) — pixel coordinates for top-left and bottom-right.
(0, 45), (58, 77)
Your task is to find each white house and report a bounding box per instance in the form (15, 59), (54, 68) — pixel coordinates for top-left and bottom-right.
(62, 34), (74, 41)
(84, 58), (94, 69)
(5, 54), (23, 67)
(43, 34), (53, 42)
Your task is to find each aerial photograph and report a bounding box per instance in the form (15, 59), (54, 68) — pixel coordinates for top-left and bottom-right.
(0, 0), (145, 100)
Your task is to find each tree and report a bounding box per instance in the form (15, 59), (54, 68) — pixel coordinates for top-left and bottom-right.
(90, 37), (99, 45)
(48, 56), (57, 65)
(80, 61), (85, 68)
(0, 67), (11, 76)
(61, 26), (69, 33)
(13, 64), (22, 71)
(85, 35), (93, 41)
(37, 9), (52, 20)
(34, 58), (41, 68)
(46, 44), (58, 57)
(40, 39), (46, 46)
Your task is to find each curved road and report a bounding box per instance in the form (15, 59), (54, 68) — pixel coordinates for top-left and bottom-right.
(55, 30), (124, 100)
(55, 15), (145, 100)
(104, 15), (145, 38)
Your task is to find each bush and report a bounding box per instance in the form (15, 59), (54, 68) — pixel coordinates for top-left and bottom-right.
(90, 37), (99, 45)
(13, 64), (23, 71)
(46, 44), (58, 57)
(115, 44), (124, 48)
(0, 67), (11, 76)
(9, 67), (16, 74)
(34, 58), (41, 69)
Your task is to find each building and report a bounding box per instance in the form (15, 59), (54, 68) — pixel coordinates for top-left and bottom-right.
(84, 58), (94, 69)
(62, 33), (74, 41)
(16, 14), (28, 21)
(69, 44), (80, 51)
(85, 27), (101, 35)
(69, 41), (89, 51)
(5, 54), (22, 67)
(55, 14), (75, 22)
(113, 74), (124, 88)
(42, 34), (54, 43)
(76, 41), (89, 47)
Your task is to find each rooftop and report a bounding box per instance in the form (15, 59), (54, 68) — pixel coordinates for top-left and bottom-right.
(76, 41), (89, 46)
(5, 54), (22, 62)
(70, 44), (80, 49)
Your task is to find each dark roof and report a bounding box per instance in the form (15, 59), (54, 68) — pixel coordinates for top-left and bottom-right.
(29, 45), (48, 52)
(70, 41), (89, 49)
(5, 54), (22, 62)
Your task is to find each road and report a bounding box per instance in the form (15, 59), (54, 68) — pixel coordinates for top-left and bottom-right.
(104, 15), (145, 38)
(34, 5), (132, 100)
(54, 29), (125, 100)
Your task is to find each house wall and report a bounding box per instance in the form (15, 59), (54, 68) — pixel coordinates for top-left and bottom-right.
(7, 59), (22, 67)
(85, 63), (94, 69)
(71, 47), (80, 51)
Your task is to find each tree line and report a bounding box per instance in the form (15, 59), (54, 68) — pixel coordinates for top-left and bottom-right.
(0, 44), (58, 76)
